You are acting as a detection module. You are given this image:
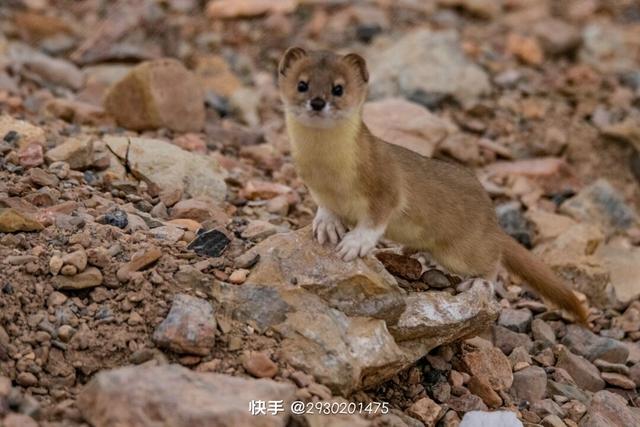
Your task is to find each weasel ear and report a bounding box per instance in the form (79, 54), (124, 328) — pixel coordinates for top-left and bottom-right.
(343, 53), (369, 83)
(279, 47), (307, 76)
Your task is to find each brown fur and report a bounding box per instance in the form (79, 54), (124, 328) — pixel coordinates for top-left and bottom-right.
(279, 48), (588, 324)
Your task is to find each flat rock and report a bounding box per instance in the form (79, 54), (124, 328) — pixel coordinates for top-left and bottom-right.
(170, 198), (228, 224)
(498, 308), (532, 333)
(153, 294), (216, 356)
(18, 143), (44, 168)
(29, 167), (59, 187)
(555, 347), (605, 392)
(600, 372), (635, 390)
(511, 366), (548, 403)
(560, 179), (639, 236)
(242, 220), (278, 241)
(375, 252), (423, 281)
(595, 241), (640, 304)
(53, 266), (103, 290)
(9, 42), (84, 90)
(447, 394), (488, 413)
(117, 247), (162, 282)
(546, 380), (592, 405)
(492, 325), (533, 355)
(535, 224), (615, 308)
(406, 397), (442, 427)
(0, 207), (44, 232)
(206, 0), (297, 19)
(369, 29), (490, 106)
(532, 18), (581, 55)
(242, 352), (278, 379)
(593, 359), (629, 375)
(241, 180), (293, 201)
(532, 319), (556, 348)
(480, 156), (571, 183)
(561, 325), (628, 364)
(105, 136), (226, 202)
(0, 115), (45, 148)
(45, 137), (95, 170)
(391, 280), (498, 341)
(541, 414), (566, 427)
(78, 364), (296, 427)
(211, 282), (293, 332)
(104, 58), (204, 132)
(244, 226), (405, 323)
(525, 208), (578, 244)
(462, 346), (513, 391)
(530, 399), (566, 419)
(214, 246), (497, 397)
(579, 390), (640, 426)
(363, 98), (457, 158)
(274, 290), (409, 395)
(468, 376), (502, 408)
(149, 225), (185, 242)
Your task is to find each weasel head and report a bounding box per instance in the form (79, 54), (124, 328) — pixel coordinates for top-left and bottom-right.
(278, 47), (368, 129)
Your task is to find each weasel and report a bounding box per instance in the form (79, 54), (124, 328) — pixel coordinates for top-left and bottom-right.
(278, 47), (588, 324)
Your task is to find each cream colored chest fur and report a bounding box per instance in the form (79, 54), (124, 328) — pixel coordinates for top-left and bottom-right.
(286, 114), (369, 224)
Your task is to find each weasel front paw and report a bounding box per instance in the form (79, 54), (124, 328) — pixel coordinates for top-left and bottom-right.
(336, 228), (381, 261)
(312, 207), (346, 245)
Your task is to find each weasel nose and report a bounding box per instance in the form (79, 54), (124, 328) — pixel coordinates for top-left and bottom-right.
(310, 97), (326, 111)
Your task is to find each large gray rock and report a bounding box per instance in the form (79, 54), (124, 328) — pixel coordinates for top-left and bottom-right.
(78, 365), (296, 427)
(243, 226), (406, 324)
(369, 29), (491, 106)
(214, 227), (499, 395)
(105, 136), (226, 202)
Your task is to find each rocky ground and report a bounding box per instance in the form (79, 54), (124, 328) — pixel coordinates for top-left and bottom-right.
(1, 0), (640, 426)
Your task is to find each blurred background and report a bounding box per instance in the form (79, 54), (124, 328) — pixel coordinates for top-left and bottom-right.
(1, 0), (639, 204)
(1, 1), (640, 426)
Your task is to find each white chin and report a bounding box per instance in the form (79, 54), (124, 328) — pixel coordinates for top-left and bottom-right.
(295, 113), (338, 129)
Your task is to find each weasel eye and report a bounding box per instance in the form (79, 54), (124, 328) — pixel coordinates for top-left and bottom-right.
(332, 84), (343, 97)
(297, 81), (308, 92)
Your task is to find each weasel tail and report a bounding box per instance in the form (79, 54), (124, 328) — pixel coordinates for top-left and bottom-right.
(500, 233), (588, 324)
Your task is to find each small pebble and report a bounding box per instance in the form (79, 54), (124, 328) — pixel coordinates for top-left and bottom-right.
(228, 269), (249, 284)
